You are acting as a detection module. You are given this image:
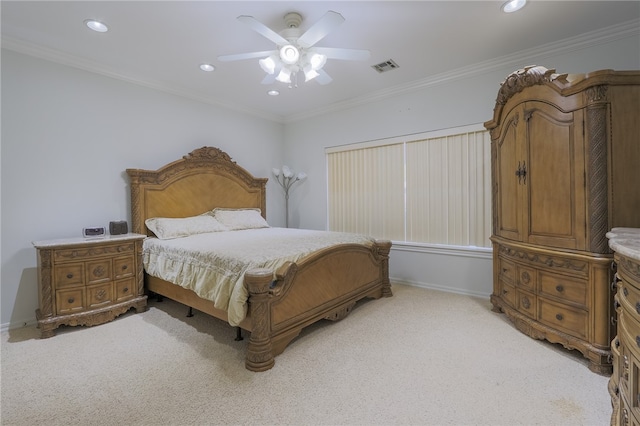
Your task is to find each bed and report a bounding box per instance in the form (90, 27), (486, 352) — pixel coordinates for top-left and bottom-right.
(126, 146), (392, 371)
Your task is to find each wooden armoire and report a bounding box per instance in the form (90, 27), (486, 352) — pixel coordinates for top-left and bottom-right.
(484, 66), (640, 374)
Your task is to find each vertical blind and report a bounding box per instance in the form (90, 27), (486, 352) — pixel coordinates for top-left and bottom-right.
(326, 127), (491, 248)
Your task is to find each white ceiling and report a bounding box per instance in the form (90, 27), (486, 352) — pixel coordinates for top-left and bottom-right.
(2, 1), (639, 122)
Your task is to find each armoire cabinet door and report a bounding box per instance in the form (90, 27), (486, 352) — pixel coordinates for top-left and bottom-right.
(523, 101), (586, 250)
(494, 105), (524, 242)
(493, 101), (587, 250)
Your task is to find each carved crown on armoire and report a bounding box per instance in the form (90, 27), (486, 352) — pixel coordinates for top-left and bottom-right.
(484, 65), (640, 375)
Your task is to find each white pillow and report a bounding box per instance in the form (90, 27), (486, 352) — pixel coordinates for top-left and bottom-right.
(211, 208), (270, 231)
(145, 215), (229, 239)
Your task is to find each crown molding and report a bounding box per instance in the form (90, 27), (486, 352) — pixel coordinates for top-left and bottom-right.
(284, 19), (640, 123)
(1, 36), (286, 124)
(3, 18), (637, 125)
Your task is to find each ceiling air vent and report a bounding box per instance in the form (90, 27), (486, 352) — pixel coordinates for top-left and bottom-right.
(372, 59), (399, 73)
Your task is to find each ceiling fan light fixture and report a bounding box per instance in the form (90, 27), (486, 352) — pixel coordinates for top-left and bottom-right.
(275, 67), (292, 83)
(279, 45), (300, 65)
(501, 0), (527, 13)
(303, 64), (319, 82)
(259, 56), (277, 74)
(309, 53), (327, 70)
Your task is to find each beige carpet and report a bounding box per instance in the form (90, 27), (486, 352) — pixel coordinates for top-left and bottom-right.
(1, 284), (610, 425)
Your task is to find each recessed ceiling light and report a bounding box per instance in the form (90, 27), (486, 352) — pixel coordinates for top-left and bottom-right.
(267, 90), (280, 96)
(199, 64), (215, 72)
(84, 19), (109, 33)
(501, 0), (527, 13)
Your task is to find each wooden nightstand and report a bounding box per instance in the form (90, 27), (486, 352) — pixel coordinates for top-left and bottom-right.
(33, 233), (148, 338)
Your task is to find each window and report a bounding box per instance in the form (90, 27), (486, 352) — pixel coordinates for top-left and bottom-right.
(326, 124), (491, 249)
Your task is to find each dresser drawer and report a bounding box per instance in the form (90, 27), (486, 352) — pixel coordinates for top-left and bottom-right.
(54, 264), (84, 288)
(539, 271), (587, 307)
(56, 287), (85, 314)
(538, 298), (588, 340)
(620, 279), (640, 321)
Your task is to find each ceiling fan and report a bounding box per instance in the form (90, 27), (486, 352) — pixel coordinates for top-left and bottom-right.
(217, 11), (370, 86)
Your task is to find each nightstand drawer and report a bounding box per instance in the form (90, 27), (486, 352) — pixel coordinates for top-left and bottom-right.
(87, 282), (113, 308)
(115, 278), (135, 302)
(55, 264), (85, 288)
(56, 288), (85, 314)
(86, 259), (112, 284)
(114, 256), (135, 279)
(538, 298), (587, 340)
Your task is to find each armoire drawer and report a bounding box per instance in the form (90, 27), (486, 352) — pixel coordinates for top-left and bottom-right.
(538, 271), (587, 308)
(538, 298), (588, 340)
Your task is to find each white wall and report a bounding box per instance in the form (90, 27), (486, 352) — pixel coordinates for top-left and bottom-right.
(1, 50), (285, 329)
(2, 25), (638, 330)
(284, 31), (640, 297)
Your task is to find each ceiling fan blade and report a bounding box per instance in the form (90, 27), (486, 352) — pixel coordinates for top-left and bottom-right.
(315, 69), (333, 85)
(297, 11), (345, 48)
(313, 47), (370, 61)
(218, 50), (277, 62)
(237, 15), (288, 46)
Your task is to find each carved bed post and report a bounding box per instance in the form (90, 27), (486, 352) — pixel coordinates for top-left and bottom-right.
(376, 240), (393, 298)
(244, 268), (275, 372)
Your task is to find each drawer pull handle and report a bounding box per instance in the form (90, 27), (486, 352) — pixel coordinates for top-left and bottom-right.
(503, 289), (508, 295)
(636, 336), (640, 349)
(68, 297), (75, 304)
(555, 313), (563, 321)
(122, 265), (128, 271)
(123, 287), (129, 293)
(616, 338), (620, 348)
(615, 300), (621, 310)
(93, 266), (106, 277)
(555, 285), (563, 293)
(624, 287), (629, 297)
(66, 273), (73, 279)
(615, 385), (619, 396)
(636, 302), (640, 315)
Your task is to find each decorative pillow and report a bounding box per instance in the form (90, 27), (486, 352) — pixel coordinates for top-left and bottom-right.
(145, 215), (229, 239)
(210, 208), (270, 231)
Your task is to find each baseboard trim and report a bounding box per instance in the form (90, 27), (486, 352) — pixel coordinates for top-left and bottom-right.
(390, 278), (491, 299)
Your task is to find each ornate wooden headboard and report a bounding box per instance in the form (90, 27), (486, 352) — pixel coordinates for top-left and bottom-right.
(126, 147), (268, 236)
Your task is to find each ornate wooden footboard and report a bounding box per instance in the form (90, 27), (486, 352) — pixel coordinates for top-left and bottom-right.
(127, 147), (392, 371)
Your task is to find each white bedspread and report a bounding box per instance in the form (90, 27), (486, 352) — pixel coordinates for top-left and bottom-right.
(143, 228), (375, 326)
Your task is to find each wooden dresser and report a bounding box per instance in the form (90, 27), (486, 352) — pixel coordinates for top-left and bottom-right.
(484, 66), (640, 374)
(608, 228), (640, 425)
(33, 233), (148, 338)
